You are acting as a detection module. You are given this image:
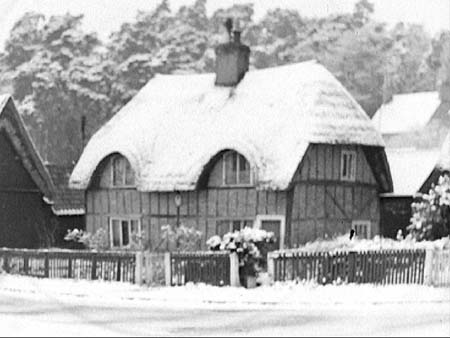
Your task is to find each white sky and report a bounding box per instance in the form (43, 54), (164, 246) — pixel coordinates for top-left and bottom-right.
(0, 0), (449, 50)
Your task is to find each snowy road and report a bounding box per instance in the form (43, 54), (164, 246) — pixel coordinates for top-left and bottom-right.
(1, 288), (449, 337)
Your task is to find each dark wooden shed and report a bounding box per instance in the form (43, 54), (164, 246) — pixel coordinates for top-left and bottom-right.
(0, 95), (55, 248)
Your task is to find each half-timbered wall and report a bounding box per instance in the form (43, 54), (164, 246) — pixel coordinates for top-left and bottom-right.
(289, 144), (380, 246)
(86, 144), (382, 249)
(86, 152), (286, 250)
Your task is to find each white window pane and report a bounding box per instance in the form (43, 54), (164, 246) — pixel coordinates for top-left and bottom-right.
(112, 157), (124, 186)
(130, 220), (140, 234)
(224, 153), (237, 185)
(125, 160), (135, 186)
(348, 155), (354, 179)
(111, 220), (121, 247)
(238, 154), (250, 184)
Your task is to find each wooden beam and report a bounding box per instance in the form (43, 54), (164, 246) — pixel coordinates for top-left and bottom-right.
(325, 187), (350, 219)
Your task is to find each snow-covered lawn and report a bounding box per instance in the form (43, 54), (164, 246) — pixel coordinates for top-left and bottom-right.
(1, 273), (449, 309)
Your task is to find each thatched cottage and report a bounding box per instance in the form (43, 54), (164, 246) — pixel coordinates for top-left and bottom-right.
(70, 30), (392, 250)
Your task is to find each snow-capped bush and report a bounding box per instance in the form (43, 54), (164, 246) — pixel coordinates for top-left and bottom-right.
(65, 227), (110, 251)
(408, 174), (450, 241)
(207, 227), (275, 284)
(64, 228), (84, 242)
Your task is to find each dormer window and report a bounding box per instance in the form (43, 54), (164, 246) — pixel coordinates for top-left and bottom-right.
(111, 155), (135, 187)
(223, 151), (251, 186)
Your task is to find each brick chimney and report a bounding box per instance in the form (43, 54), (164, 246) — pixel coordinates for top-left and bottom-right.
(214, 19), (250, 86)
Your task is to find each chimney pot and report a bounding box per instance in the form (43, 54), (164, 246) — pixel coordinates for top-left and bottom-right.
(214, 26), (250, 87)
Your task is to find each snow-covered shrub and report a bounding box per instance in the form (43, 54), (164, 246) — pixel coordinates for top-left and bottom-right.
(65, 227), (147, 251)
(159, 224), (202, 252)
(207, 227), (275, 284)
(64, 228), (84, 242)
(64, 228), (109, 251)
(408, 174), (450, 241)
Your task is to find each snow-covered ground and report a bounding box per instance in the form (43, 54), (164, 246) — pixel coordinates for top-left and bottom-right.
(1, 274), (449, 336)
(1, 274), (449, 308)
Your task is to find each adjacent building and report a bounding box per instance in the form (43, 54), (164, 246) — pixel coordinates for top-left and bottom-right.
(0, 95), (55, 248)
(372, 91), (450, 237)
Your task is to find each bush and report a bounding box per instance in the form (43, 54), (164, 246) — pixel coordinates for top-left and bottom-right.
(207, 227), (275, 285)
(64, 228), (110, 251)
(158, 224), (202, 252)
(408, 174), (450, 241)
(64, 227), (146, 251)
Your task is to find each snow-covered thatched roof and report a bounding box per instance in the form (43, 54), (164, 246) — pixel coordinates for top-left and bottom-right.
(70, 60), (386, 191)
(372, 91), (442, 135)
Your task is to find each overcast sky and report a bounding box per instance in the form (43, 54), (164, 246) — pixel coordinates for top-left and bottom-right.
(0, 0), (449, 50)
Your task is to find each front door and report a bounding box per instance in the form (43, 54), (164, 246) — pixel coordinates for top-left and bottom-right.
(255, 215), (285, 250)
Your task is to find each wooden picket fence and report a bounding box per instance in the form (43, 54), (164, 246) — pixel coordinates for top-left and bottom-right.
(135, 251), (240, 287)
(0, 248), (136, 283)
(269, 249), (429, 285)
(170, 252), (231, 286)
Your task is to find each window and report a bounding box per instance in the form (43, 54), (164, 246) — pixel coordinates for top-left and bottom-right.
(352, 220), (371, 239)
(111, 155), (135, 187)
(216, 219), (253, 237)
(222, 151), (251, 186)
(341, 150), (356, 181)
(109, 218), (141, 248)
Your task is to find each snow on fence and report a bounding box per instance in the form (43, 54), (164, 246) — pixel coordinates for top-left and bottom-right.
(268, 250), (428, 285)
(0, 248), (136, 283)
(135, 251), (240, 287)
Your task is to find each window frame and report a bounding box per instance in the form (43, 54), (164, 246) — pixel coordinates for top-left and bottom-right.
(110, 155), (136, 188)
(351, 220), (371, 239)
(221, 151), (253, 187)
(109, 217), (142, 248)
(215, 218), (255, 237)
(340, 150), (357, 182)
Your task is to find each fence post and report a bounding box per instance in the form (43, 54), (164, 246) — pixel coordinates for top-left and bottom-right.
(267, 252), (275, 282)
(424, 249), (435, 286)
(164, 252), (171, 287)
(135, 251), (143, 286)
(229, 252), (240, 287)
(145, 252), (152, 287)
